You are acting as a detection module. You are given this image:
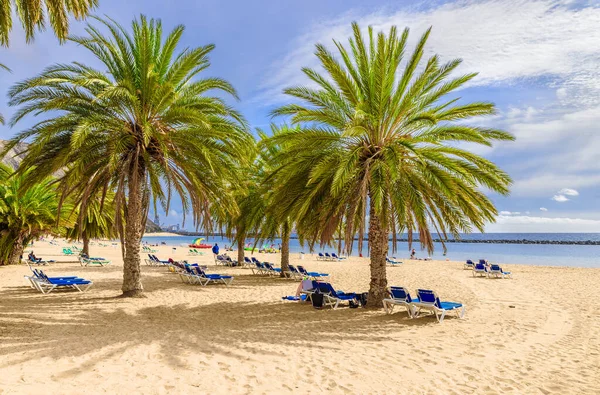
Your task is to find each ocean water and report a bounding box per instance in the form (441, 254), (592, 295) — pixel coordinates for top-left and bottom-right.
(142, 233), (600, 268)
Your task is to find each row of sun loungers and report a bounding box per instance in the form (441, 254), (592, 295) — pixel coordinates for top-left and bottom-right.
(24, 268), (93, 294)
(142, 245), (158, 253)
(383, 286), (465, 323)
(316, 252), (345, 261)
(187, 248), (205, 256)
(465, 260), (512, 278)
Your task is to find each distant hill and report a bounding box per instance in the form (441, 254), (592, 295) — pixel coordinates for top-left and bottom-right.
(1, 139), (162, 232)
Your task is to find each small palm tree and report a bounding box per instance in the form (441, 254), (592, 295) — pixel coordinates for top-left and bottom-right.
(0, 0), (98, 46)
(65, 192), (117, 255)
(4, 16), (252, 296)
(0, 164), (68, 265)
(270, 23), (513, 306)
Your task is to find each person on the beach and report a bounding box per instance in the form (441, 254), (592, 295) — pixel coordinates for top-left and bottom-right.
(28, 251), (42, 262)
(410, 249), (416, 259)
(212, 243), (219, 257)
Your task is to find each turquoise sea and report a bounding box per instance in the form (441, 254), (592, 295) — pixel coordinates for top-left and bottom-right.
(142, 233), (600, 268)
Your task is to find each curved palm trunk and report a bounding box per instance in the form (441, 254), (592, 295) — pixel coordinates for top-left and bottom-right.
(82, 234), (90, 256)
(280, 221), (290, 278)
(237, 236), (245, 265)
(7, 231), (26, 265)
(121, 168), (145, 297)
(367, 204), (388, 308)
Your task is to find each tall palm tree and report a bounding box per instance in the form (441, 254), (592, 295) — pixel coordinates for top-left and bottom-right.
(0, 0), (98, 46)
(0, 164), (69, 265)
(270, 23), (513, 307)
(3, 15), (252, 296)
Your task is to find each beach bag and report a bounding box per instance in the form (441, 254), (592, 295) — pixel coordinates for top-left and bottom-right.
(357, 293), (368, 307)
(311, 289), (324, 309)
(349, 300), (359, 308)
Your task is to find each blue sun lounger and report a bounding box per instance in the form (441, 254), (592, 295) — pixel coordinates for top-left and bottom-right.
(488, 264), (512, 278)
(473, 263), (488, 277)
(386, 257), (402, 266)
(26, 269), (93, 294)
(383, 286), (419, 316)
(464, 259), (475, 269)
(192, 266), (234, 286)
(264, 262), (282, 275)
(297, 265), (328, 280)
(285, 265), (303, 279)
(411, 289), (465, 323)
(314, 282), (357, 309)
(331, 253), (345, 260)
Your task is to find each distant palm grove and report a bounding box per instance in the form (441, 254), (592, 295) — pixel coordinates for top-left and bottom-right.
(0, 7), (512, 305)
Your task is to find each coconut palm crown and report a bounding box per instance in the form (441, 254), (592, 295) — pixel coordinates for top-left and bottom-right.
(3, 15), (253, 296)
(0, 0), (98, 46)
(269, 23), (514, 307)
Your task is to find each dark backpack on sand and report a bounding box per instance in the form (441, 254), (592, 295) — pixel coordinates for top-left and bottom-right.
(311, 289), (324, 309)
(357, 293), (368, 307)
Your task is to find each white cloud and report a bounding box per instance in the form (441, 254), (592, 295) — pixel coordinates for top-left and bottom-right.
(499, 211), (521, 215)
(540, 207), (548, 212)
(558, 188), (579, 196)
(512, 173), (600, 198)
(489, 214), (600, 232)
(257, 0), (600, 106)
(552, 194), (569, 202)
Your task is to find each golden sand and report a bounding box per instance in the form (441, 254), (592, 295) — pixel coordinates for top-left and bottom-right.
(0, 239), (599, 394)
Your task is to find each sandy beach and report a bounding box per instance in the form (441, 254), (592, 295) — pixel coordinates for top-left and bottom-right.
(1, 239), (599, 394)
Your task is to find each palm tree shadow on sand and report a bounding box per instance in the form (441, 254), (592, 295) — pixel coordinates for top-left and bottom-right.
(0, 275), (439, 378)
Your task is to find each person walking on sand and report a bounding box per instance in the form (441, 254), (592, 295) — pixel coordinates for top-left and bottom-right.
(212, 243), (220, 262)
(410, 249), (416, 260)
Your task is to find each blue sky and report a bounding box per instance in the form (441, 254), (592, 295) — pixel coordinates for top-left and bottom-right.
(1, 0), (600, 232)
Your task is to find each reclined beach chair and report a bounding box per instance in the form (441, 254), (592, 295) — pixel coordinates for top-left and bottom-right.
(243, 257), (255, 268)
(27, 269), (93, 294)
(297, 265), (329, 280)
(464, 260), (475, 269)
(78, 255), (111, 267)
(285, 265), (303, 280)
(314, 282), (357, 309)
(263, 262), (282, 275)
(192, 266), (234, 286)
(317, 253), (325, 261)
(62, 248), (74, 256)
(488, 264), (512, 278)
(472, 263), (488, 277)
(382, 286), (418, 316)
(386, 257), (402, 266)
(331, 253), (345, 260)
(411, 289), (465, 323)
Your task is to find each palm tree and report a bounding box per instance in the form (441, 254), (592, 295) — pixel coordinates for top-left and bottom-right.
(0, 164), (69, 265)
(270, 23), (513, 307)
(0, 0), (98, 46)
(66, 192), (117, 255)
(3, 15), (252, 296)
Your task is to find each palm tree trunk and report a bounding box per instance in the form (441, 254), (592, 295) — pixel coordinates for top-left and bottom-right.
(82, 234), (90, 256)
(367, 204), (388, 308)
(121, 167), (145, 297)
(237, 236), (244, 265)
(7, 232), (26, 265)
(280, 221), (290, 278)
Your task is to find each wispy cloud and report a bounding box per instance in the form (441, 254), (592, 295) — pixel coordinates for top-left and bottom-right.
(491, 213), (600, 232)
(558, 188), (579, 196)
(552, 195), (569, 202)
(540, 207), (548, 212)
(256, 0), (600, 106)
